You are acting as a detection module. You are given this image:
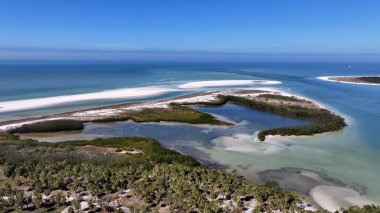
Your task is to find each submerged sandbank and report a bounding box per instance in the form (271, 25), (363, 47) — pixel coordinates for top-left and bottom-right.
(310, 185), (374, 211)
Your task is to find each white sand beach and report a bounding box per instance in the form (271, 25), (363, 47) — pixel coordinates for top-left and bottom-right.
(0, 86), (178, 113)
(0, 80), (283, 113)
(0, 87), (306, 131)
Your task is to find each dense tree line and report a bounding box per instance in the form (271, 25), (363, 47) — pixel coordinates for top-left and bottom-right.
(357, 77), (380, 84)
(0, 137), (301, 212)
(1, 136), (379, 212)
(133, 164), (301, 212)
(10, 119), (84, 134)
(94, 105), (229, 125)
(257, 94), (302, 102)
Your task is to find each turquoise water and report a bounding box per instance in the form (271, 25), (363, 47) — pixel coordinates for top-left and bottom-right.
(1, 62), (380, 209)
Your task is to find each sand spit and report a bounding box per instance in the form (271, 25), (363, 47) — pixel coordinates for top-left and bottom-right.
(0, 88), (322, 132)
(318, 76), (380, 86)
(0, 86), (178, 113)
(0, 80), (283, 113)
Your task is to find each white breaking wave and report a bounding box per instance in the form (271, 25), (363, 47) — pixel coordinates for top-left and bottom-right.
(0, 86), (178, 113)
(178, 80), (281, 89)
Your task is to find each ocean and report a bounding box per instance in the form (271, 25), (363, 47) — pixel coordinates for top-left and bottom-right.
(1, 62), (380, 210)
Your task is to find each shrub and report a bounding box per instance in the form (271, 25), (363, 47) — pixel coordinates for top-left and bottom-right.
(10, 120), (84, 133)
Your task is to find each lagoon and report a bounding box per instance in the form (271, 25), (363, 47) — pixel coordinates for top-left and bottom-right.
(2, 62), (380, 210)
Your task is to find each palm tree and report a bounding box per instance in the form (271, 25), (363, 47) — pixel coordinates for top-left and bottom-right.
(15, 190), (25, 210)
(32, 192), (43, 209)
(72, 199), (81, 211)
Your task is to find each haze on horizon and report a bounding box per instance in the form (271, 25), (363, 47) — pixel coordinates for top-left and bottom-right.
(1, 0), (380, 62)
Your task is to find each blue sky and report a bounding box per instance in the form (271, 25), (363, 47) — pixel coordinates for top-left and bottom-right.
(1, 0), (380, 61)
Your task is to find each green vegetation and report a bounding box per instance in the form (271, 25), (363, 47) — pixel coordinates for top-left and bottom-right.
(0, 136), (302, 212)
(341, 205), (380, 213)
(191, 95), (346, 141)
(6, 93), (343, 143)
(257, 94), (302, 102)
(53, 137), (200, 166)
(92, 94), (345, 142)
(357, 77), (380, 84)
(94, 105), (230, 125)
(10, 119), (84, 134)
(133, 165), (300, 212)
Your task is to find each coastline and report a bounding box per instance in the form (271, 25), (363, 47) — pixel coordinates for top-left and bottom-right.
(0, 79), (282, 113)
(0, 88), (324, 132)
(318, 76), (380, 86)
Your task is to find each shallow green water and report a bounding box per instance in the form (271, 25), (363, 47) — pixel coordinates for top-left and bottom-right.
(3, 62), (380, 210)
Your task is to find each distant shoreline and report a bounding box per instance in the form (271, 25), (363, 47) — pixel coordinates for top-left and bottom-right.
(318, 76), (380, 86)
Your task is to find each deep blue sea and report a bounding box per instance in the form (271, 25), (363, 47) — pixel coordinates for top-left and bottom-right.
(1, 62), (380, 210)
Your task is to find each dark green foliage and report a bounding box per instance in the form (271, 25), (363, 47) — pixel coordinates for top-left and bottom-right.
(257, 94), (301, 102)
(2, 132), (20, 140)
(0, 137), (200, 201)
(52, 137), (201, 166)
(342, 205), (380, 213)
(0, 137), (377, 212)
(0, 137), (301, 212)
(10, 119), (84, 133)
(207, 95), (346, 141)
(93, 105), (230, 125)
(252, 181), (299, 212)
(133, 164), (300, 212)
(357, 77), (380, 84)
(93, 116), (130, 123)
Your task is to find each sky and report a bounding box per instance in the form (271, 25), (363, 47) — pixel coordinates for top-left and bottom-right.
(1, 0), (380, 61)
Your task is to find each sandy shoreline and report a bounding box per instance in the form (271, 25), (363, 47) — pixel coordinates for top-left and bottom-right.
(0, 88), (321, 132)
(318, 76), (380, 86)
(0, 86), (178, 113)
(1, 87), (361, 211)
(0, 80), (282, 113)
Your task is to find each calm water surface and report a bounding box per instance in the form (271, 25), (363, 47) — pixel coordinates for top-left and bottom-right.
(2, 62), (380, 209)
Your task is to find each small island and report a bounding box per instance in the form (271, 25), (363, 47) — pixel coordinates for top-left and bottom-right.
(318, 76), (380, 86)
(0, 89), (346, 142)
